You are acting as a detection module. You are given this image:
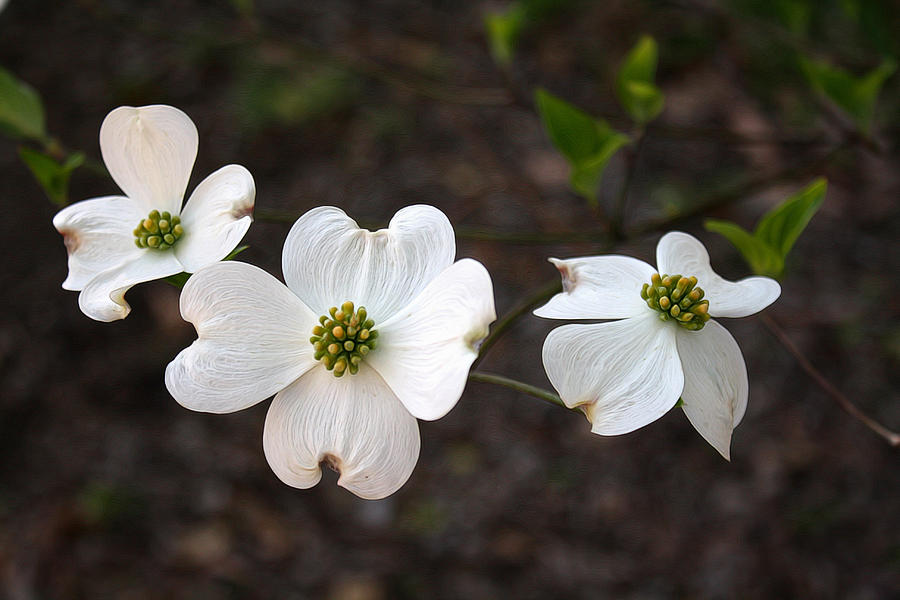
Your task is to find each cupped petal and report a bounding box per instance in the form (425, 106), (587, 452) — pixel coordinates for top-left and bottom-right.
(534, 255), (657, 320)
(165, 261), (319, 414)
(369, 258), (496, 421)
(99, 105), (198, 216)
(175, 164), (255, 272)
(52, 195), (144, 290)
(542, 311), (684, 435)
(282, 205), (456, 322)
(655, 231), (781, 318)
(675, 320), (748, 460)
(77, 251), (183, 321)
(263, 364), (421, 500)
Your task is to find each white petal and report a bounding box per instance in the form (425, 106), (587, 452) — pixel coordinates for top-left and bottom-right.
(369, 259), (496, 421)
(77, 251), (183, 322)
(282, 205), (456, 322)
(676, 320), (748, 460)
(100, 105), (198, 215)
(534, 255), (657, 320)
(165, 262), (319, 414)
(263, 364), (420, 500)
(655, 231), (781, 318)
(52, 195), (144, 290)
(175, 165), (255, 272)
(542, 311), (684, 435)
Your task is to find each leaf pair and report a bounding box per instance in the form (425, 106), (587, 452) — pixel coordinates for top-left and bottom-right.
(705, 179), (827, 279)
(615, 35), (664, 125)
(535, 88), (629, 207)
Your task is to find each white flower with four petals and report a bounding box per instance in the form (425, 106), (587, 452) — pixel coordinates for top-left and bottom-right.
(536, 231), (781, 459)
(53, 105), (255, 321)
(165, 205), (496, 499)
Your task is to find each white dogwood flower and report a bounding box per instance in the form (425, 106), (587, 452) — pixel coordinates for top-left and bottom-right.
(535, 231), (781, 459)
(53, 105), (254, 321)
(165, 205), (496, 499)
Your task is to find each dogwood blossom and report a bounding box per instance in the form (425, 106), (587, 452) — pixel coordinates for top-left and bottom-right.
(53, 105), (254, 321)
(535, 231), (781, 459)
(165, 205), (496, 499)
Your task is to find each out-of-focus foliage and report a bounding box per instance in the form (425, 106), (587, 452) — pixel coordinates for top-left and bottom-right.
(484, 0), (576, 66)
(534, 88), (628, 206)
(0, 66), (45, 141)
(705, 178), (827, 279)
(615, 35), (664, 125)
(18, 146), (83, 206)
(799, 56), (896, 133)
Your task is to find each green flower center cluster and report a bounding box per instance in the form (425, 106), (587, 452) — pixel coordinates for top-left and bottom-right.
(134, 210), (184, 250)
(641, 273), (710, 331)
(310, 301), (378, 377)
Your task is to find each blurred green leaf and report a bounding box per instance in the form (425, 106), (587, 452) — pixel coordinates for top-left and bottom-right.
(18, 147), (83, 206)
(535, 88), (629, 205)
(0, 67), (46, 141)
(705, 219), (784, 278)
(485, 5), (526, 67)
(755, 178), (826, 258)
(616, 35), (665, 124)
(800, 56), (896, 133)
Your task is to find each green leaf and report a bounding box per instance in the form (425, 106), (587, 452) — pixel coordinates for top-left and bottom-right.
(535, 88), (629, 205)
(0, 67), (47, 141)
(704, 219), (784, 279)
(616, 35), (665, 124)
(800, 56), (896, 133)
(18, 147), (84, 206)
(485, 6), (526, 67)
(224, 245), (250, 261)
(755, 178), (826, 259)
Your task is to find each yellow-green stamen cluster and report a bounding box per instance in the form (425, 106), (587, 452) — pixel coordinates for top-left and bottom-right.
(134, 210), (184, 249)
(310, 301), (378, 377)
(641, 273), (711, 331)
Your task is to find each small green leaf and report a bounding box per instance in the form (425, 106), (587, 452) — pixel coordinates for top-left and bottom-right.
(535, 88), (629, 205)
(800, 56), (896, 133)
(755, 178), (826, 259)
(163, 245), (250, 289)
(616, 35), (665, 124)
(704, 219), (784, 278)
(0, 67), (47, 141)
(224, 245), (250, 261)
(485, 6), (526, 67)
(19, 147), (83, 206)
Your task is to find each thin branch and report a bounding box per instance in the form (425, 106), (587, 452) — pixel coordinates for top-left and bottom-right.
(473, 277), (562, 369)
(612, 127), (646, 239)
(468, 371), (567, 409)
(761, 314), (900, 447)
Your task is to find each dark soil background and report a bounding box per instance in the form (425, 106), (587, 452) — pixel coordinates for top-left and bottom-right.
(1, 1), (899, 598)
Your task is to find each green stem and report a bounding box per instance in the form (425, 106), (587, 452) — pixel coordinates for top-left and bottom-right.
(473, 277), (562, 369)
(468, 371), (567, 409)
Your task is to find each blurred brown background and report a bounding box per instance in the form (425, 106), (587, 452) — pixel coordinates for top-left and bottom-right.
(1, 1), (898, 598)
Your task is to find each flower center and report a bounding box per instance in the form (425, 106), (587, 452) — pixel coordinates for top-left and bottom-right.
(133, 210), (184, 250)
(640, 273), (711, 331)
(310, 301), (378, 377)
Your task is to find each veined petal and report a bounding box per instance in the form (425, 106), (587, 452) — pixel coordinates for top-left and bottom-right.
(165, 261), (319, 414)
(52, 195), (144, 291)
(370, 258), (496, 421)
(263, 364), (421, 500)
(282, 205), (456, 322)
(542, 311), (684, 435)
(77, 251), (183, 322)
(175, 164), (255, 272)
(655, 231), (781, 318)
(100, 105), (198, 216)
(675, 320), (748, 460)
(534, 255), (656, 320)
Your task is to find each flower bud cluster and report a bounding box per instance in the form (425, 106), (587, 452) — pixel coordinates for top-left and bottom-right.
(310, 301), (378, 377)
(134, 210), (184, 249)
(641, 273), (710, 331)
